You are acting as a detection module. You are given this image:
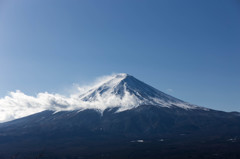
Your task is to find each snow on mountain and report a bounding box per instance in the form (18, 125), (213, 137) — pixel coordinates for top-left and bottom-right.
(77, 73), (204, 111)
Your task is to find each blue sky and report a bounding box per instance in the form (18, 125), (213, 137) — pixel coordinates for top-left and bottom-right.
(0, 0), (240, 112)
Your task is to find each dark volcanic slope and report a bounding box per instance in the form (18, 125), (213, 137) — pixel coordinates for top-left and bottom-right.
(0, 105), (240, 159)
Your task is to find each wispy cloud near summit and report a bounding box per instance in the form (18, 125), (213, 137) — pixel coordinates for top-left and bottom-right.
(0, 74), (138, 122)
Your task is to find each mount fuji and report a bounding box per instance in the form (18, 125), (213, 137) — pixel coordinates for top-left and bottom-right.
(0, 73), (239, 159)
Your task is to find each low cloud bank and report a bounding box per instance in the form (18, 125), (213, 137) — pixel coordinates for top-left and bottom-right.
(0, 74), (140, 123)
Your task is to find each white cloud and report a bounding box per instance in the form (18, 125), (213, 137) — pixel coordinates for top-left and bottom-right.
(0, 73), (140, 123)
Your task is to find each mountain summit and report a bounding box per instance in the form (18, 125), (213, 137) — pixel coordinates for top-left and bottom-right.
(79, 73), (201, 111)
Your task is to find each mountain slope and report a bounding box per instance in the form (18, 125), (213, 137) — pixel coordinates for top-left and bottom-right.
(0, 106), (240, 159)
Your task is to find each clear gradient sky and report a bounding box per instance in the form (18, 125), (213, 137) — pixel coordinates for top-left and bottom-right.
(0, 0), (240, 112)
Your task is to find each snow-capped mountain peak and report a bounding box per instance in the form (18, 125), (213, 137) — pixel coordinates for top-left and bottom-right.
(78, 73), (203, 111)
